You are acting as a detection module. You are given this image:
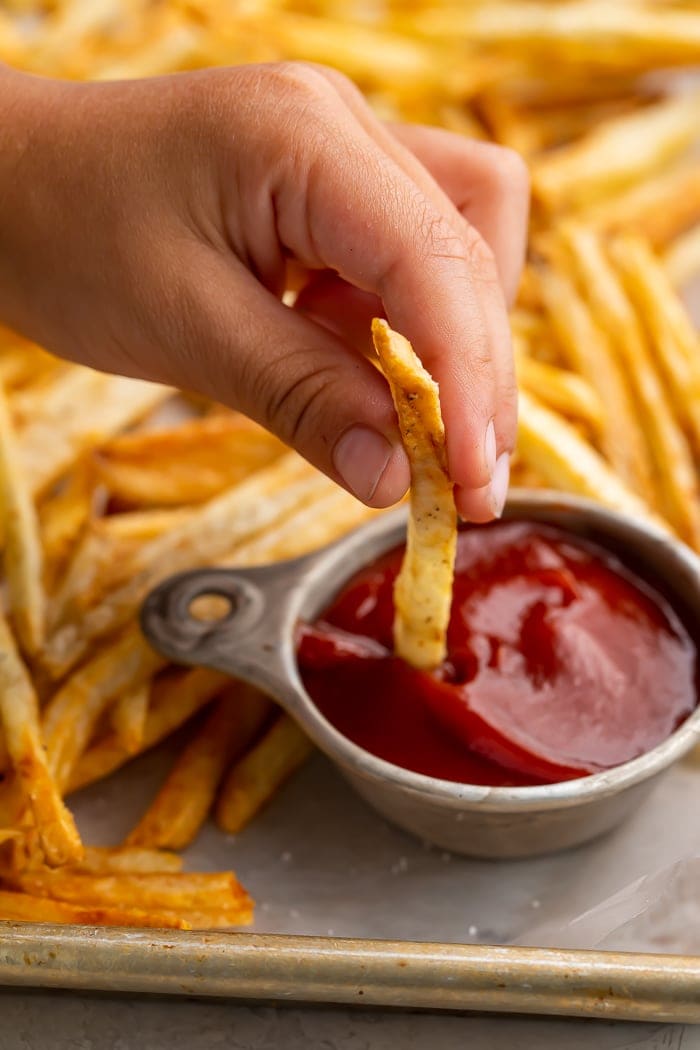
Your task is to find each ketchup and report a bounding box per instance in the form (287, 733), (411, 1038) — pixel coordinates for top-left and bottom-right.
(297, 522), (697, 785)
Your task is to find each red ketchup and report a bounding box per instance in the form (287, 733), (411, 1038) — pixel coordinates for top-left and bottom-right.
(297, 522), (697, 786)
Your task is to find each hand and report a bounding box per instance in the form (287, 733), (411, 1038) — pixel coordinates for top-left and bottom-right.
(0, 62), (528, 519)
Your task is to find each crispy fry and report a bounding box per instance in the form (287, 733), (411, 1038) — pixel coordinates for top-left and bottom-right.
(39, 458), (97, 578)
(517, 391), (661, 526)
(42, 626), (166, 792)
(404, 3), (700, 69)
(515, 353), (604, 436)
(536, 265), (654, 500)
(43, 452), (327, 677)
(94, 414), (285, 506)
(110, 683), (150, 755)
(610, 234), (700, 457)
(0, 386), (45, 655)
(9, 870), (254, 928)
(585, 161), (700, 247)
(73, 846), (183, 876)
(372, 319), (456, 670)
(16, 370), (172, 498)
(562, 224), (700, 546)
(533, 94), (700, 210)
(665, 224), (700, 290)
(68, 667), (230, 795)
(0, 889), (190, 929)
(0, 612), (82, 866)
(215, 714), (314, 836)
(97, 507), (196, 543)
(127, 686), (271, 850)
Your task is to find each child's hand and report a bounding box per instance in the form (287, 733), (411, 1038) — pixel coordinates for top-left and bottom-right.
(0, 62), (528, 520)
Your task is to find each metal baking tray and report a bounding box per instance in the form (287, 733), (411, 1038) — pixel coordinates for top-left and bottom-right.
(0, 745), (698, 1022)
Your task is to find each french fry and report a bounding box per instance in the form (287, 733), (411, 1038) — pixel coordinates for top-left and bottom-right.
(403, 3), (700, 70)
(517, 391), (661, 526)
(533, 94), (700, 210)
(39, 458), (97, 578)
(372, 318), (456, 670)
(9, 870), (254, 928)
(43, 452), (328, 677)
(42, 625), (166, 793)
(0, 385), (45, 655)
(215, 714), (314, 836)
(610, 234), (700, 457)
(0, 889), (190, 929)
(97, 507), (196, 543)
(73, 846), (183, 876)
(536, 265), (654, 501)
(665, 224), (700, 290)
(68, 667), (230, 795)
(16, 370), (172, 498)
(515, 354), (604, 436)
(110, 683), (150, 755)
(94, 413), (285, 507)
(0, 611), (82, 866)
(585, 161), (700, 247)
(561, 224), (700, 547)
(126, 686), (271, 850)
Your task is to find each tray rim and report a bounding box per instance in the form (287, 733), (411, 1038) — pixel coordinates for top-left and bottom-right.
(0, 923), (698, 1023)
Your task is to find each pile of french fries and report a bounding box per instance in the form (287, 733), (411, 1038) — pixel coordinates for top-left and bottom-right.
(0, 0), (697, 930)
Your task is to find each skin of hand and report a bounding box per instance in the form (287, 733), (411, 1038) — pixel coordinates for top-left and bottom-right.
(0, 61), (529, 520)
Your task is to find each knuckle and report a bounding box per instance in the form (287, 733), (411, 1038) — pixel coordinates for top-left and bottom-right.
(462, 224), (500, 285)
(483, 143), (531, 198)
(259, 351), (340, 447)
(266, 60), (337, 103)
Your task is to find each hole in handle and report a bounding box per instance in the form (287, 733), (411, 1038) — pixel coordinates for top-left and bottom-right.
(140, 569), (268, 667)
(188, 593), (234, 623)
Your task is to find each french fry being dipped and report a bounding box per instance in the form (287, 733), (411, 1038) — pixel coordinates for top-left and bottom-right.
(372, 319), (457, 671)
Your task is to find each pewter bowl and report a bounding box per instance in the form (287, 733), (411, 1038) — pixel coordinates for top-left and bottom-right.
(140, 491), (700, 858)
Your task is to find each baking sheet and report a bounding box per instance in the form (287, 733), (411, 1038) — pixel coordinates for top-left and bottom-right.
(0, 742), (698, 1021)
(3, 267), (699, 1022)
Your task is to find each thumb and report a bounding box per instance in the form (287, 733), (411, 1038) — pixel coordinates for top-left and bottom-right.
(169, 251), (409, 507)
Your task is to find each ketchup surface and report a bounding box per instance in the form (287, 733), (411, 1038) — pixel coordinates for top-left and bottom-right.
(297, 522), (697, 786)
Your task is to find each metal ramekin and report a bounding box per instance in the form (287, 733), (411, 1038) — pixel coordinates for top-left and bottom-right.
(140, 491), (700, 858)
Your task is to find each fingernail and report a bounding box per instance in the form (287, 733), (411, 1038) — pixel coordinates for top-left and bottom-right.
(333, 426), (395, 503)
(484, 419), (497, 477)
(489, 452), (510, 518)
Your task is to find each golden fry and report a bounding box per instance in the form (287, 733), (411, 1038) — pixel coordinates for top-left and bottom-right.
(110, 683), (150, 755)
(372, 318), (456, 671)
(9, 870), (254, 928)
(664, 224), (700, 290)
(127, 686), (271, 850)
(94, 413), (285, 507)
(43, 452), (327, 677)
(562, 224), (700, 546)
(585, 161), (700, 247)
(68, 667), (230, 795)
(610, 234), (700, 458)
(517, 391), (661, 526)
(215, 714), (313, 836)
(533, 94), (700, 210)
(16, 370), (172, 498)
(0, 889), (190, 929)
(42, 626), (166, 792)
(536, 265), (654, 501)
(0, 612), (82, 866)
(0, 385), (45, 655)
(515, 353), (604, 436)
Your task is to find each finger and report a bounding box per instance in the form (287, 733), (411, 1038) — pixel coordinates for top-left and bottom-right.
(285, 65), (517, 518)
(387, 125), (530, 306)
(269, 65), (513, 516)
(294, 272), (382, 356)
(162, 241), (410, 508)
